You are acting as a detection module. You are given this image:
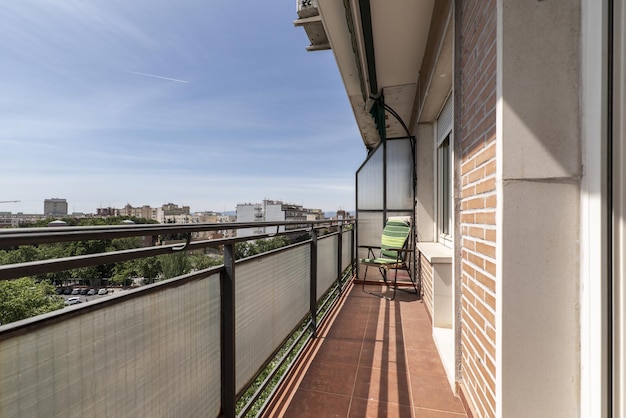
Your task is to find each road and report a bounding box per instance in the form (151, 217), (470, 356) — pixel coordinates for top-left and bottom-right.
(60, 288), (132, 305)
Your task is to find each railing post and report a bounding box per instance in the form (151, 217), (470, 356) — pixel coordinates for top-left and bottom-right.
(337, 224), (343, 287)
(310, 228), (318, 338)
(221, 243), (236, 418)
(352, 221), (356, 275)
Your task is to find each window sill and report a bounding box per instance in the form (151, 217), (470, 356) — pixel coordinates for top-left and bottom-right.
(416, 242), (452, 264)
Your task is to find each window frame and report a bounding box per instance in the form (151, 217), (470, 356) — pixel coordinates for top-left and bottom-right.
(436, 95), (453, 248)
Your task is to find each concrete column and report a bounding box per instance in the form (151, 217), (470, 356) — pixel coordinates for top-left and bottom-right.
(497, 1), (581, 416)
(416, 122), (435, 242)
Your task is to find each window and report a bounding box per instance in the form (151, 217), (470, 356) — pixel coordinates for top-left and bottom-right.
(436, 95), (453, 247)
(437, 135), (452, 244)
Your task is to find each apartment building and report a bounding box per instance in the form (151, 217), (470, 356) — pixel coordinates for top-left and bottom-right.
(118, 204), (153, 220)
(43, 198), (68, 216)
(297, 0), (623, 416)
(236, 199), (317, 238)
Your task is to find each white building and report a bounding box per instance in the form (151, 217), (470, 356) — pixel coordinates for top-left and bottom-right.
(236, 199), (311, 238)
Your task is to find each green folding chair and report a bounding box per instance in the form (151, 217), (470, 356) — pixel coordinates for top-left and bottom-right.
(360, 216), (418, 300)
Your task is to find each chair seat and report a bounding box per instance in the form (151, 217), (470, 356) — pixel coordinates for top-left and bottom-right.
(360, 257), (403, 268)
(359, 216), (418, 300)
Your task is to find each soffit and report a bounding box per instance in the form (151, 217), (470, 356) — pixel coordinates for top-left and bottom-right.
(316, 0), (434, 148)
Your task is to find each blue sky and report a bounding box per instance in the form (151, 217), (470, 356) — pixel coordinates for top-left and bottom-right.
(0, 1), (365, 215)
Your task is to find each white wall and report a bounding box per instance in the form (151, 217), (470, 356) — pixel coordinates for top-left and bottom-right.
(497, 1), (581, 416)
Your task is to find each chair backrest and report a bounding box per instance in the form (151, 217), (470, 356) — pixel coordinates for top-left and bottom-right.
(380, 217), (411, 260)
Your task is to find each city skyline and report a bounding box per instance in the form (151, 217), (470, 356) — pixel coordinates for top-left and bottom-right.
(0, 197), (352, 216)
(0, 1), (364, 215)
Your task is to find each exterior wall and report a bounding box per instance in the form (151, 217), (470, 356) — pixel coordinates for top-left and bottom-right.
(265, 202), (286, 223)
(496, 0), (580, 416)
(456, 0), (497, 416)
(235, 203), (262, 238)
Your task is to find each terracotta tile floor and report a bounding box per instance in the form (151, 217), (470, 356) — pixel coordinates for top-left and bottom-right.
(268, 282), (468, 418)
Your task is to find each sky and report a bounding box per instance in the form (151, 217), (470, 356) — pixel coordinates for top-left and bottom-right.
(0, 1), (366, 215)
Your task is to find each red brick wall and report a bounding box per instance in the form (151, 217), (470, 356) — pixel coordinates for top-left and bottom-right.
(457, 0), (497, 416)
(418, 252), (434, 318)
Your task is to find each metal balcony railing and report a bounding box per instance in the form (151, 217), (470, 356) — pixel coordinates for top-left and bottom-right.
(0, 220), (355, 418)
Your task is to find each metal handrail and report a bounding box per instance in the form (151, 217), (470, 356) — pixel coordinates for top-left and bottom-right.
(0, 220), (353, 280)
(0, 219), (351, 248)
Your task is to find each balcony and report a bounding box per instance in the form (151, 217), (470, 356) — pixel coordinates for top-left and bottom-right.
(0, 221), (466, 417)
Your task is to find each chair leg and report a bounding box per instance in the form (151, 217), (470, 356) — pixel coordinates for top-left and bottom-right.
(361, 264), (369, 293)
(361, 264), (418, 301)
(361, 265), (394, 300)
(397, 264), (418, 296)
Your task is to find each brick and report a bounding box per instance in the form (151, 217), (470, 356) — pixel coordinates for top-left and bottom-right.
(467, 226), (485, 239)
(462, 260), (477, 278)
(463, 238), (476, 251)
(476, 298), (496, 328)
(476, 241), (496, 258)
(468, 166), (486, 184)
(467, 251), (485, 269)
(485, 260), (496, 276)
(461, 212), (476, 223)
(462, 185), (476, 198)
(484, 291), (496, 310)
(475, 211), (496, 225)
(485, 155), (497, 174)
(476, 177), (496, 194)
(485, 355), (497, 383)
(475, 322), (496, 358)
(466, 197), (485, 209)
(476, 269), (496, 293)
(475, 143), (496, 167)
(465, 275), (485, 300)
(462, 159), (475, 175)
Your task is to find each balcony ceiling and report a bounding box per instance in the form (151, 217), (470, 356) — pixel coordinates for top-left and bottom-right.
(316, 0), (435, 150)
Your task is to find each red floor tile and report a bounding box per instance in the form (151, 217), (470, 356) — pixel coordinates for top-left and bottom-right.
(268, 282), (468, 418)
(349, 398), (413, 418)
(283, 389), (350, 418)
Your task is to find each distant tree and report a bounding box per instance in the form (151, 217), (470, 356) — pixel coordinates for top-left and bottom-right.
(235, 236), (292, 260)
(0, 278), (65, 325)
(111, 261), (139, 286)
(160, 252), (191, 279)
(188, 253), (223, 271)
(137, 256), (162, 283)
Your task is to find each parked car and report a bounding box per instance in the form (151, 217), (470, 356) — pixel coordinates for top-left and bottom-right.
(87, 288), (96, 296)
(97, 288), (108, 295)
(65, 297), (81, 305)
(71, 289), (80, 295)
(64, 288), (73, 295)
(80, 288), (89, 295)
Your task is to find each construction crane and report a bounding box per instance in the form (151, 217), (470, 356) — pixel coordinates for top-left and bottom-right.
(0, 200), (20, 203)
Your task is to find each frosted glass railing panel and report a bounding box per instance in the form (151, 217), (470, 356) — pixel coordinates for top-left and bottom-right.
(235, 245), (310, 393)
(357, 147), (384, 210)
(357, 212), (384, 249)
(317, 234), (338, 299)
(0, 274), (222, 418)
(341, 229), (353, 271)
(386, 139), (414, 210)
(357, 213), (384, 280)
